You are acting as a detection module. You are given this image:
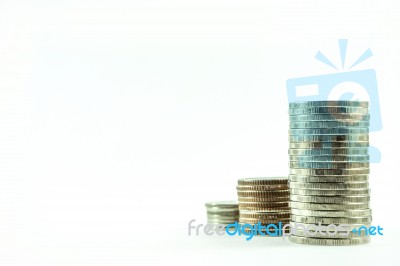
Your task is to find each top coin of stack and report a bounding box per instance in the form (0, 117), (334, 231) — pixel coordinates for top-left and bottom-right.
(205, 201), (239, 225)
(237, 177), (290, 235)
(288, 101), (372, 246)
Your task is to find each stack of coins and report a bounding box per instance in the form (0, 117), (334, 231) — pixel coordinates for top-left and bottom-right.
(237, 177), (290, 236)
(288, 101), (372, 246)
(205, 201), (239, 225)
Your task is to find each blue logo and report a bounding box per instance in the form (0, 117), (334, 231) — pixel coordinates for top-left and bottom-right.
(286, 39), (382, 162)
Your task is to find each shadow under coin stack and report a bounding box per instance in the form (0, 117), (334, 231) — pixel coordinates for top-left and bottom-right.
(205, 201), (239, 226)
(237, 177), (290, 236)
(288, 101), (372, 245)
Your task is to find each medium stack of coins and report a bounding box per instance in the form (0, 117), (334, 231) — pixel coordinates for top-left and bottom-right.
(205, 201), (239, 225)
(288, 101), (372, 245)
(237, 177), (290, 236)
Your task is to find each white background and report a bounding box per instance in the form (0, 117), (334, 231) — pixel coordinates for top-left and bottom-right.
(0, 0), (399, 265)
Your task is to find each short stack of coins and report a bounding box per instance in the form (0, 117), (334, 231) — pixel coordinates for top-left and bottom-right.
(288, 101), (372, 246)
(237, 177), (290, 236)
(205, 201), (239, 225)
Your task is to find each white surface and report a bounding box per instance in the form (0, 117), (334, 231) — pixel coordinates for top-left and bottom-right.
(0, 0), (399, 265)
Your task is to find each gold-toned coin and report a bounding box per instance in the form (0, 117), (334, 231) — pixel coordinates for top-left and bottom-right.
(237, 190), (290, 197)
(236, 184), (289, 191)
(238, 196), (290, 202)
(237, 177), (288, 186)
(239, 201), (289, 208)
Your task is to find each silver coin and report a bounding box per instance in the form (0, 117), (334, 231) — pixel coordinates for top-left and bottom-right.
(289, 134), (369, 142)
(289, 182), (369, 189)
(207, 208), (239, 216)
(289, 113), (369, 121)
(290, 121), (369, 128)
(291, 215), (372, 224)
(289, 174), (369, 183)
(207, 219), (237, 224)
(290, 195), (370, 203)
(207, 215), (239, 221)
(290, 117), (369, 123)
(205, 201), (238, 208)
(289, 201), (370, 210)
(289, 135), (369, 142)
(207, 214), (239, 219)
(207, 216), (238, 221)
(207, 222), (237, 226)
(290, 188), (370, 196)
(290, 142), (369, 149)
(206, 204), (239, 210)
(289, 161), (369, 169)
(289, 128), (369, 135)
(289, 235), (370, 246)
(207, 215), (238, 220)
(206, 208), (239, 213)
(207, 217), (236, 222)
(290, 209), (372, 217)
(289, 148), (369, 156)
(289, 101), (369, 108)
(289, 107), (369, 115)
(206, 211), (239, 217)
(290, 119), (369, 124)
(289, 155), (369, 162)
(290, 168), (369, 175)
(206, 209), (239, 214)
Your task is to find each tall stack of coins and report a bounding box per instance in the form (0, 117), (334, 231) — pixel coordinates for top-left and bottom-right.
(237, 177), (290, 236)
(288, 101), (372, 245)
(205, 201), (239, 225)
